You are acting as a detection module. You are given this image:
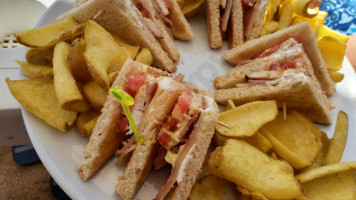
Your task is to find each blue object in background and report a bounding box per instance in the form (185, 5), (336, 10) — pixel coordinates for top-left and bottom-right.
(321, 0), (356, 35)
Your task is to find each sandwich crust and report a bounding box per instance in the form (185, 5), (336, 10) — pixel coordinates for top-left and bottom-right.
(206, 0), (223, 49)
(228, 0), (244, 49)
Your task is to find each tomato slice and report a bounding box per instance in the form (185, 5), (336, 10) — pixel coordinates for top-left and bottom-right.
(171, 91), (193, 122)
(157, 130), (171, 149)
(127, 74), (148, 97)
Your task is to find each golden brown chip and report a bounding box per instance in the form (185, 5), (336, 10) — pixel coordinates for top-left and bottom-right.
(203, 139), (302, 199)
(67, 38), (93, 82)
(16, 16), (84, 48)
(26, 48), (53, 65)
(260, 111), (322, 169)
(6, 78), (77, 132)
(135, 48), (153, 66)
(216, 101), (278, 138)
(76, 110), (100, 137)
(84, 20), (130, 89)
(53, 41), (89, 112)
(83, 81), (108, 110)
(296, 161), (356, 183)
(302, 170), (355, 200)
(16, 60), (53, 78)
(244, 131), (273, 153)
(190, 174), (237, 200)
(323, 111), (349, 165)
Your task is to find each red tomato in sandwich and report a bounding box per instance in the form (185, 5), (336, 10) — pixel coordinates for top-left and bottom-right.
(157, 130), (171, 149)
(127, 74), (147, 97)
(171, 91), (193, 122)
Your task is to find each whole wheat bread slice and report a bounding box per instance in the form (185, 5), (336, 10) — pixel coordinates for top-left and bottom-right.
(58, 0), (176, 72)
(78, 59), (169, 181)
(224, 22), (335, 96)
(207, 0), (223, 48)
(227, 0), (244, 49)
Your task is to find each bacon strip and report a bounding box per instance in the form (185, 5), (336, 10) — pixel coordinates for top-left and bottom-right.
(220, 0), (233, 32)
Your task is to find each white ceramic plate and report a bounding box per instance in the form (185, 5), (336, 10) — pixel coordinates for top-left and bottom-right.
(22, 0), (356, 199)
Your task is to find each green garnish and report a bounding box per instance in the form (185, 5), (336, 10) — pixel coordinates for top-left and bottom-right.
(109, 86), (144, 143)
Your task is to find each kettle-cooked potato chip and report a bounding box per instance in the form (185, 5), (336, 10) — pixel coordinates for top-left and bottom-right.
(260, 110), (322, 169)
(216, 101), (278, 138)
(204, 139), (302, 199)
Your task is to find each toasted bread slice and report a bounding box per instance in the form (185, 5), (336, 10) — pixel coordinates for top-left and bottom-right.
(206, 0), (222, 49)
(227, 0), (244, 49)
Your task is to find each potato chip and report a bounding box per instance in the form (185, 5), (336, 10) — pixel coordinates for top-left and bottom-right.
(6, 78), (77, 132)
(203, 139), (302, 199)
(53, 41), (89, 112)
(260, 110), (322, 169)
(26, 48), (53, 65)
(302, 170), (355, 200)
(296, 161), (356, 183)
(244, 131), (273, 153)
(304, 132), (330, 171)
(16, 60), (53, 78)
(16, 16), (84, 48)
(237, 187), (268, 200)
(112, 35), (139, 60)
(84, 20), (130, 89)
(76, 110), (101, 137)
(216, 101), (278, 138)
(67, 38), (93, 82)
(83, 81), (108, 110)
(135, 48), (153, 66)
(190, 174), (237, 200)
(323, 111), (349, 165)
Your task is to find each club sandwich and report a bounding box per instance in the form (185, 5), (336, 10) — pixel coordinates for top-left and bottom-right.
(214, 23), (335, 124)
(78, 59), (219, 200)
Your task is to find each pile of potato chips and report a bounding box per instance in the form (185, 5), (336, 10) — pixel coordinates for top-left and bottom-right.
(6, 16), (153, 135)
(191, 100), (354, 200)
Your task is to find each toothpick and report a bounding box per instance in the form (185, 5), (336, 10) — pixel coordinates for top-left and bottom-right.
(217, 121), (232, 129)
